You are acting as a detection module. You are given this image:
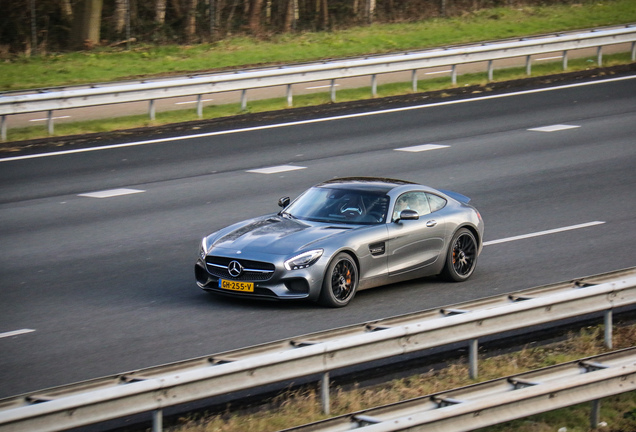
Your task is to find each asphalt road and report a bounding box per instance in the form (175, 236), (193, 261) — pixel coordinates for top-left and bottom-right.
(0, 75), (635, 399)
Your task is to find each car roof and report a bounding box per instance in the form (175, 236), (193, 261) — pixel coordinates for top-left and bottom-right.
(316, 177), (417, 194)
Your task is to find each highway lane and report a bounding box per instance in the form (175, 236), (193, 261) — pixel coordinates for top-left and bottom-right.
(0, 76), (635, 399)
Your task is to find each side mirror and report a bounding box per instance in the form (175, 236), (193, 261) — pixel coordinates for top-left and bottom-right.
(394, 209), (419, 223)
(278, 197), (291, 208)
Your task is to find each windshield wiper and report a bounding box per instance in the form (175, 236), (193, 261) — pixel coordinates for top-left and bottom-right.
(281, 211), (297, 220)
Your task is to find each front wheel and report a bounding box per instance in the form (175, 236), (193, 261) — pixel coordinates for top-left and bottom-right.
(441, 228), (478, 282)
(319, 253), (358, 307)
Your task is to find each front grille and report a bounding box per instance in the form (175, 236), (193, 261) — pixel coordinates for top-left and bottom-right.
(205, 256), (275, 281)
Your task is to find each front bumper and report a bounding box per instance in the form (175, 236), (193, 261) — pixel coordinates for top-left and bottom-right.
(195, 256), (323, 301)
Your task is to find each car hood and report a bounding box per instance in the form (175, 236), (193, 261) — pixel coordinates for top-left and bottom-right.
(211, 215), (353, 255)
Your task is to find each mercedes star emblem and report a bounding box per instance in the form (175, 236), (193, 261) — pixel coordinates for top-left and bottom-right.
(228, 260), (243, 278)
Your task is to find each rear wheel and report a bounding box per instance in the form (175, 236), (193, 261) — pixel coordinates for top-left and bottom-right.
(319, 253), (358, 307)
(442, 228), (478, 282)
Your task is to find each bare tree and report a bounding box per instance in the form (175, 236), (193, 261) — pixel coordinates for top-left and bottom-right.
(320, 0), (328, 29)
(283, 0), (298, 31)
(185, 0), (198, 42)
(113, 0), (127, 34)
(71, 0), (104, 49)
(59, 0), (73, 21)
(248, 0), (264, 34)
(156, 0), (167, 24)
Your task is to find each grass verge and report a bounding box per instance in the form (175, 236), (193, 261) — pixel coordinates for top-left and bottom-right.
(169, 324), (636, 432)
(2, 0), (636, 91)
(4, 51), (634, 145)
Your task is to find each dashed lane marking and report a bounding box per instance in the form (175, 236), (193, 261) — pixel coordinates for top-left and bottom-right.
(528, 124), (580, 132)
(0, 329), (35, 339)
(78, 188), (145, 199)
(484, 221), (605, 246)
(3, 75), (633, 163)
(247, 165), (306, 174)
(394, 144), (450, 152)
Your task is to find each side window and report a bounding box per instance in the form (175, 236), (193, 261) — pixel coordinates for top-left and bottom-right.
(427, 193), (447, 213)
(393, 192), (431, 220)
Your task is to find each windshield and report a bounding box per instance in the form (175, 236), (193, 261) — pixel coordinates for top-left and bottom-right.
(284, 187), (390, 225)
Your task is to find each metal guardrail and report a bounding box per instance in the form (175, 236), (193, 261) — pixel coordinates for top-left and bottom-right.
(0, 267), (635, 431)
(1, 25), (635, 140)
(282, 348), (636, 432)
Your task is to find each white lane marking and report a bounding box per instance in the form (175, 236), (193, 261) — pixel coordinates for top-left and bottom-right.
(247, 165), (306, 174)
(78, 188), (145, 198)
(2, 75), (634, 163)
(425, 70), (452, 75)
(395, 144), (450, 152)
(537, 56), (563, 61)
(483, 221), (605, 246)
(29, 116), (71, 122)
(306, 84), (341, 90)
(175, 99), (213, 105)
(528, 124), (580, 132)
(0, 329), (35, 339)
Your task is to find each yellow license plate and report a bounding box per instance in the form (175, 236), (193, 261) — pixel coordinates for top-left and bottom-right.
(219, 279), (254, 293)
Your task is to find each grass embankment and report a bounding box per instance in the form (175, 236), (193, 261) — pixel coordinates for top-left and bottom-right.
(2, 0), (636, 143)
(170, 324), (636, 432)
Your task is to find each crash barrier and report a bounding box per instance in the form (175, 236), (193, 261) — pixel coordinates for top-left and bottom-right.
(1, 25), (635, 140)
(283, 348), (636, 432)
(0, 267), (635, 431)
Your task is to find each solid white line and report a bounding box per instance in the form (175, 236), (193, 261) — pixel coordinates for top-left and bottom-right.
(395, 144), (449, 152)
(528, 124), (580, 132)
(247, 165), (306, 174)
(0, 329), (35, 339)
(78, 188), (145, 198)
(483, 221), (605, 246)
(2, 75), (634, 163)
(536, 56), (563, 61)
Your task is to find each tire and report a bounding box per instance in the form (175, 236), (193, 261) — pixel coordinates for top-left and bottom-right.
(441, 228), (478, 282)
(319, 253), (358, 307)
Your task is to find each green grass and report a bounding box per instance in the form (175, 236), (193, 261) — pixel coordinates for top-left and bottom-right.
(2, 0), (636, 91)
(168, 324), (636, 432)
(3, 51), (632, 146)
(2, 0), (635, 144)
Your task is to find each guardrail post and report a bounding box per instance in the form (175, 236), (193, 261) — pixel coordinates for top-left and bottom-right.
(371, 74), (377, 97)
(632, 42), (636, 61)
(152, 409), (163, 432)
(47, 110), (54, 135)
(590, 399), (601, 429)
(469, 339), (479, 379)
(1, 115), (6, 142)
(330, 79), (336, 103)
(149, 100), (156, 121)
(321, 372), (330, 414)
(487, 60), (494, 82)
(241, 90), (247, 111)
(411, 70), (417, 92)
(287, 84), (293, 107)
(562, 50), (568, 70)
(451, 65), (457, 86)
(604, 309), (613, 349)
(597, 46), (603, 67)
(196, 94), (203, 118)
(525, 55), (531, 76)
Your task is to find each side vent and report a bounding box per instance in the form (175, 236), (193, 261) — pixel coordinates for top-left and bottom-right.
(369, 242), (386, 256)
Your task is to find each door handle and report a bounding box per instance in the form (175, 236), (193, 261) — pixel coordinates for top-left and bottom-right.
(426, 220), (437, 227)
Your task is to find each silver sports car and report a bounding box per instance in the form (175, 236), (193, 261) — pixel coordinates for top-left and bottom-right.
(195, 177), (484, 307)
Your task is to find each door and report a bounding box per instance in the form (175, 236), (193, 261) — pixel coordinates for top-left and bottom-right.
(387, 192), (446, 276)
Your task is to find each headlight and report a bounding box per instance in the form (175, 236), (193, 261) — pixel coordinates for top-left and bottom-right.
(199, 237), (209, 260)
(284, 249), (323, 270)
